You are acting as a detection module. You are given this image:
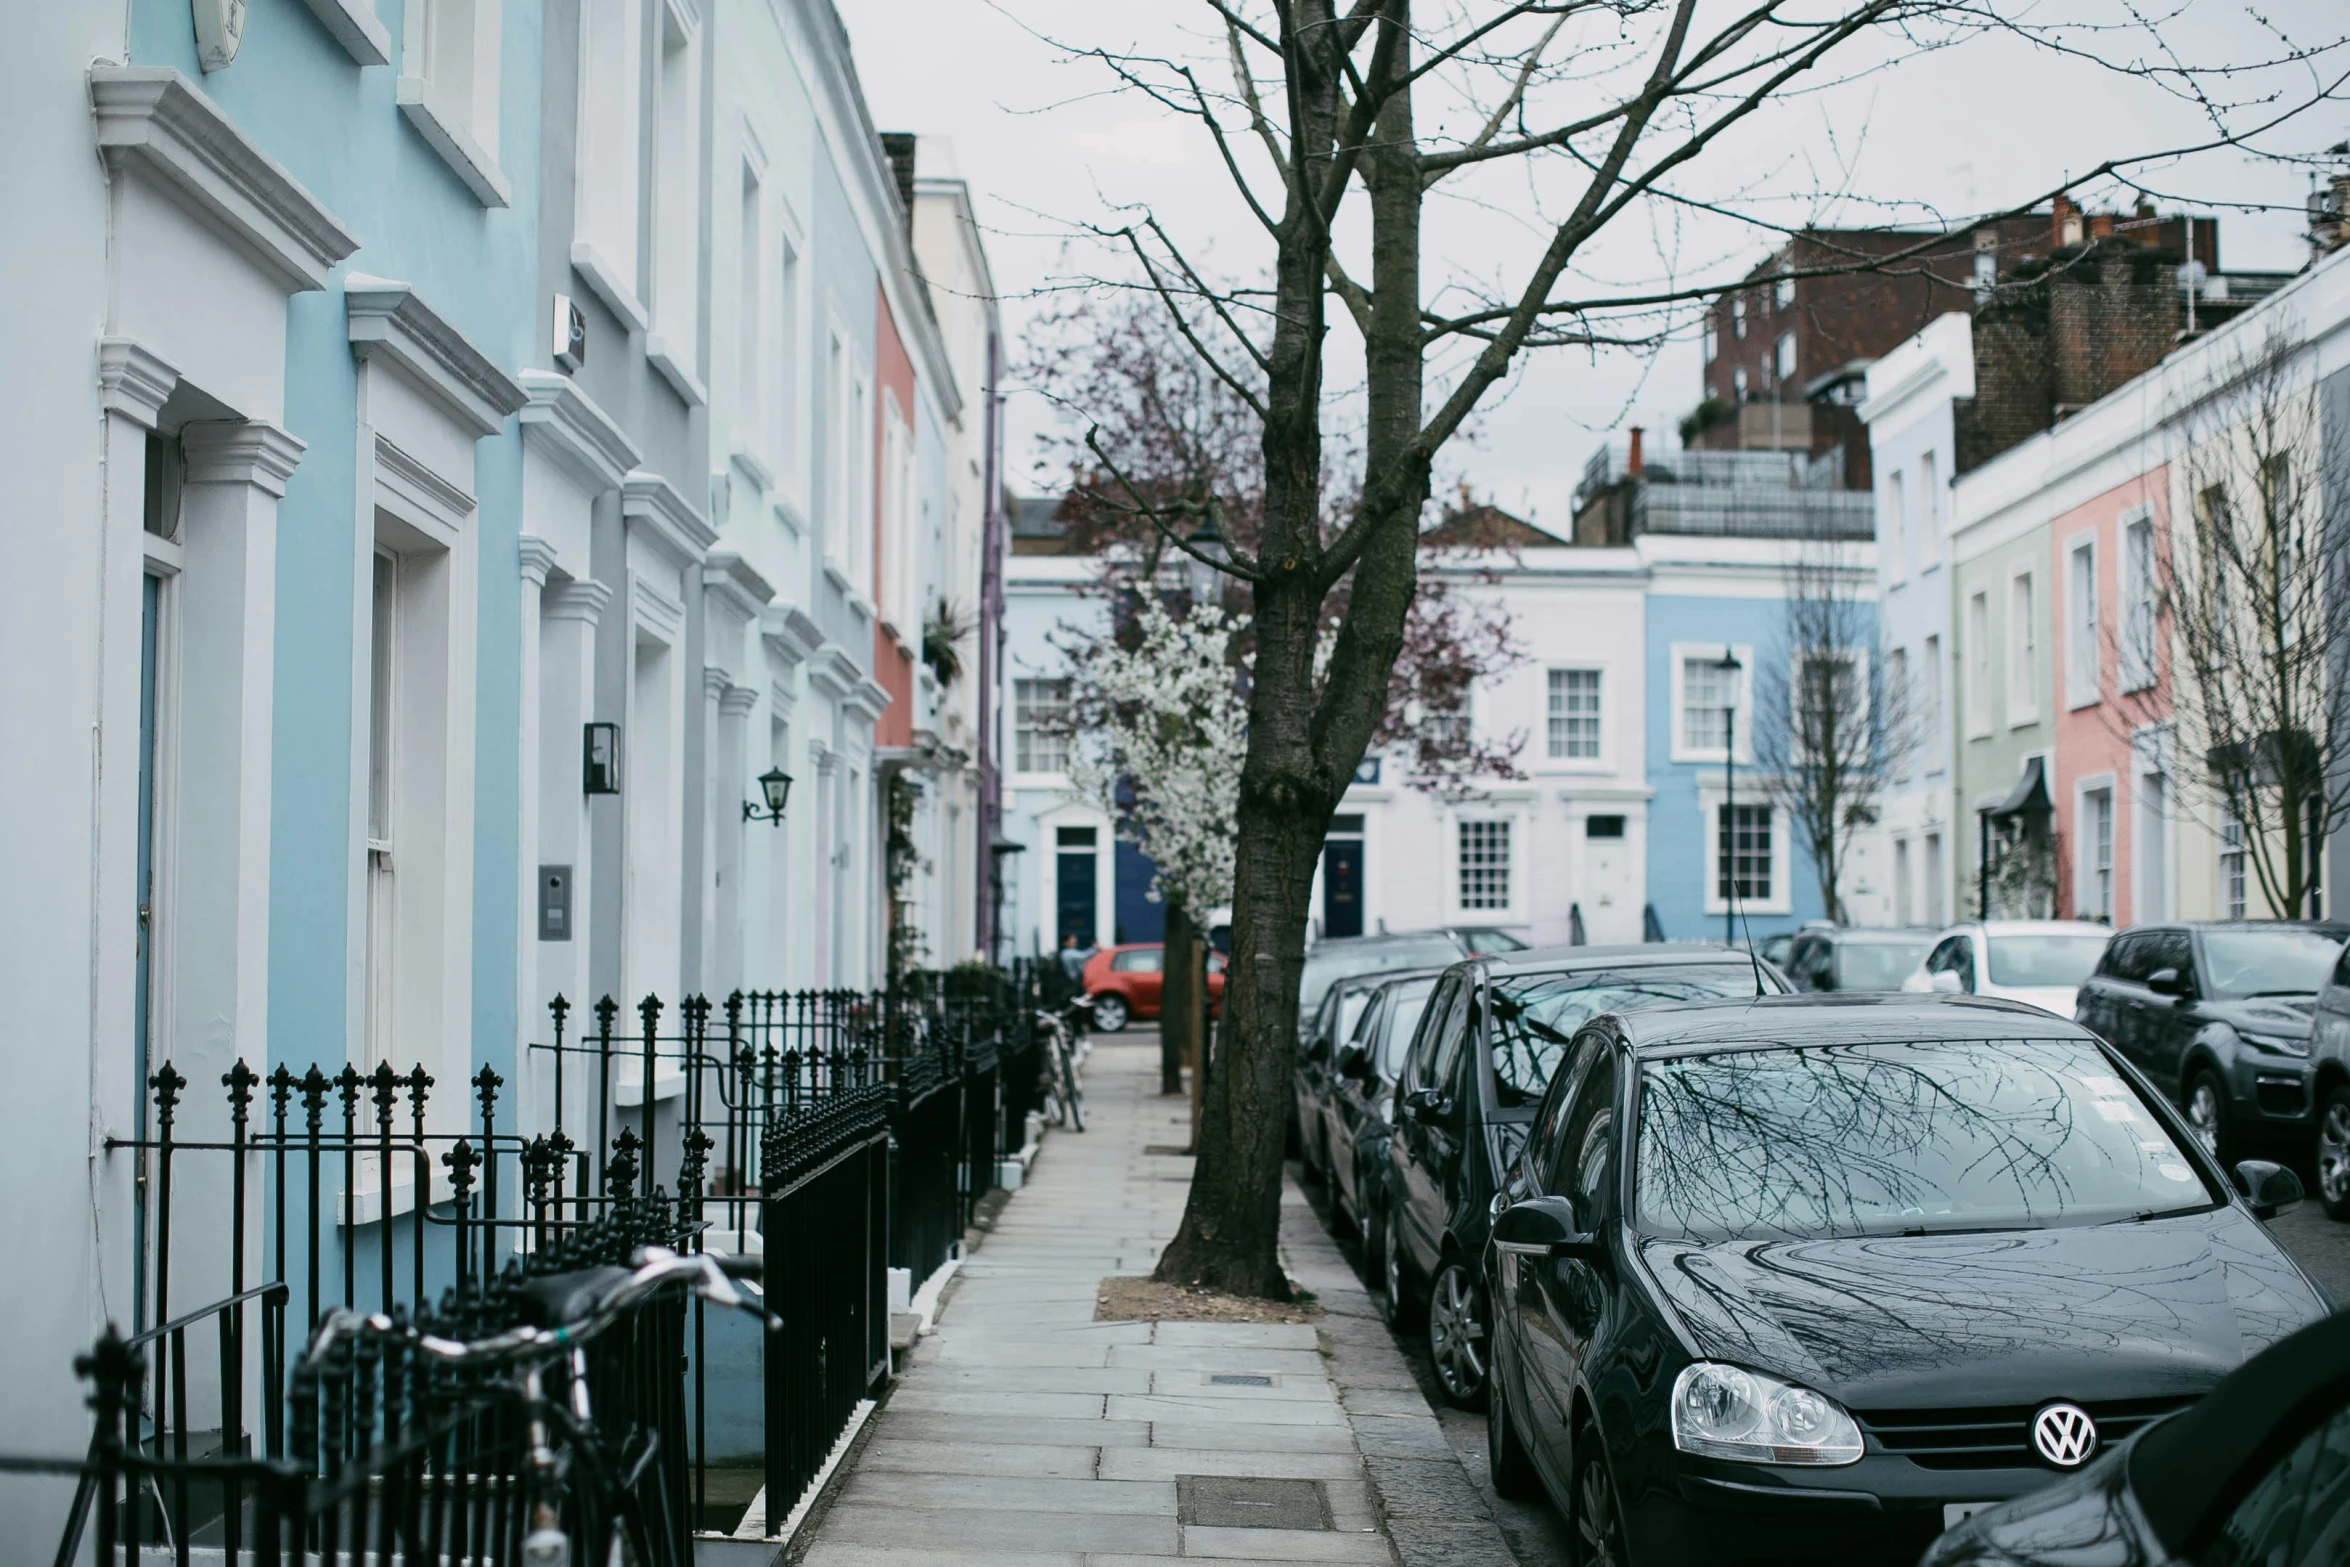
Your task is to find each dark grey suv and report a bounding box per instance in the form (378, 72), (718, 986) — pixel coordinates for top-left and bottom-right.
(2073, 921), (2346, 1164)
(2304, 940), (2350, 1218)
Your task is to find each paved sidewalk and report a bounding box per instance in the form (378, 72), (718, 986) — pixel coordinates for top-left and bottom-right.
(791, 1036), (1518, 1567)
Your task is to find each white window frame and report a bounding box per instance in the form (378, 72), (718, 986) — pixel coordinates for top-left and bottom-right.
(1670, 641), (1753, 764)
(1965, 591), (1992, 738)
(2118, 504), (2156, 692)
(1703, 324), (1718, 365)
(733, 154), (764, 463)
(396, 0), (509, 206)
(571, 0), (647, 327)
(2065, 533), (2100, 709)
(1699, 789), (1790, 916)
(1788, 648), (1869, 764)
(1544, 665), (1607, 767)
(1773, 330), (1797, 382)
(2219, 806), (2248, 920)
(1892, 835), (1913, 925)
(1731, 296), (1747, 340)
(645, 0), (705, 405)
(1012, 676), (1072, 780)
(1774, 275), (1796, 309)
(1883, 469), (1906, 580)
(1886, 646), (1909, 779)
(2007, 571), (2038, 725)
(2073, 775), (2116, 923)
(2132, 727), (2173, 924)
(1921, 633), (1943, 768)
(1917, 449), (1942, 567)
(1448, 811), (1527, 924)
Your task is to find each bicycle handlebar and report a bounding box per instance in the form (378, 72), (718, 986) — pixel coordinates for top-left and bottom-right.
(301, 1247), (778, 1373)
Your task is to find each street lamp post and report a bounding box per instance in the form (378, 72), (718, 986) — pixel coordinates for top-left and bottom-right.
(1715, 647), (1744, 948)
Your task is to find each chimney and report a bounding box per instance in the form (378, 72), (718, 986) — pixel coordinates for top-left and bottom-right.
(1627, 426), (1645, 477)
(2052, 192), (2081, 249)
(2088, 213), (2114, 241)
(879, 131), (918, 238)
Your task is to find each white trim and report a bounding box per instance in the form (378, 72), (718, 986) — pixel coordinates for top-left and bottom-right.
(620, 469), (719, 562)
(90, 67), (360, 293)
(2072, 772), (2118, 924)
(374, 435), (473, 541)
(1446, 808), (1529, 925)
(345, 274), (528, 437)
(2063, 531), (2100, 711)
(1540, 663), (1612, 771)
(98, 337), (180, 426)
(2116, 503), (2158, 694)
(395, 79), (512, 207)
(645, 335), (708, 406)
(570, 241), (649, 333)
(703, 549), (775, 620)
(1668, 641), (1754, 764)
(2131, 727), (2175, 925)
(295, 0), (392, 65)
(1697, 782), (1792, 917)
(632, 575), (686, 643)
(517, 370), (640, 491)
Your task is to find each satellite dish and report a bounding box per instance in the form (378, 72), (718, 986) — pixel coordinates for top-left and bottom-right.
(193, 0), (247, 71)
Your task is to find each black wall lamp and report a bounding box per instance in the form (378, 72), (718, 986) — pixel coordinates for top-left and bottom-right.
(744, 767), (793, 826)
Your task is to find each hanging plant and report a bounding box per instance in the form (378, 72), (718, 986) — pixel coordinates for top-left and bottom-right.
(923, 599), (975, 687)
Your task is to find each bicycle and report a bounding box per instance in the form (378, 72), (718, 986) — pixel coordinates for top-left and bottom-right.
(302, 1247), (775, 1567)
(1035, 997), (1089, 1133)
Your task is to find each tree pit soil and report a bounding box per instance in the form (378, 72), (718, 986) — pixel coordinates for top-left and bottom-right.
(1094, 1275), (1323, 1324)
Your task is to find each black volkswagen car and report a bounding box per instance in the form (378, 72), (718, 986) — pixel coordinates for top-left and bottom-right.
(1481, 994), (2327, 1566)
(1922, 1297), (2350, 1565)
(1377, 944), (1785, 1407)
(2073, 921), (2346, 1162)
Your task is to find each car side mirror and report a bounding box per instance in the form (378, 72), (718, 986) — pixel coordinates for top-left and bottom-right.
(1491, 1195), (1604, 1263)
(2234, 1159), (2304, 1219)
(1928, 970), (1964, 995)
(1404, 1088), (1447, 1125)
(2147, 967), (2185, 1000)
(1336, 1042), (1370, 1080)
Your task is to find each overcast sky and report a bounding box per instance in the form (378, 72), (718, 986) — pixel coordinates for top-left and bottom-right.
(840, 1), (2347, 530)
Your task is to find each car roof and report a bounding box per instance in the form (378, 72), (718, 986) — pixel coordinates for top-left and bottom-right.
(1604, 993), (2094, 1056)
(1310, 930), (1468, 952)
(2124, 920), (2349, 936)
(1817, 928), (1936, 945)
(1473, 942), (1758, 979)
(1937, 920), (2116, 938)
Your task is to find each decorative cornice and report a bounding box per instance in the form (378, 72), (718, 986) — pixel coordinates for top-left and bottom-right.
(845, 675), (893, 725)
(90, 68), (358, 294)
(518, 369), (638, 492)
(518, 534), (561, 587)
(702, 549), (774, 622)
(181, 419), (305, 498)
(621, 469), (719, 564)
(759, 603), (824, 669)
(718, 682), (760, 719)
(632, 575), (686, 643)
(769, 676), (797, 715)
(345, 273), (527, 438)
(805, 643), (863, 702)
(374, 433), (474, 527)
(97, 338), (180, 427)
(702, 664), (734, 699)
(546, 577), (613, 625)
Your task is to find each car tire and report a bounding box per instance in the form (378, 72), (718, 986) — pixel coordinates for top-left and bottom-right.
(1378, 1210), (1422, 1330)
(1570, 1417), (1631, 1567)
(2184, 1067), (2232, 1165)
(1488, 1375), (1542, 1501)
(1090, 993), (1128, 1033)
(2318, 1083), (2350, 1221)
(1427, 1260), (1489, 1409)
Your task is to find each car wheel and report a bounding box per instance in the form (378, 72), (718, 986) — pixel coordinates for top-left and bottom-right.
(1379, 1211), (1422, 1330)
(1427, 1261), (1489, 1409)
(2184, 1068), (2232, 1164)
(2319, 1084), (2350, 1221)
(1090, 993), (1128, 1033)
(1571, 1419), (1630, 1567)
(1488, 1373), (1542, 1501)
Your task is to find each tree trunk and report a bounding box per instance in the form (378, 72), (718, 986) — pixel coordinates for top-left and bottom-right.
(1161, 901), (1195, 1095)
(1155, 3), (1425, 1297)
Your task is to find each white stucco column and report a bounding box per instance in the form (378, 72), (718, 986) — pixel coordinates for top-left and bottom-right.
(516, 535), (557, 1131)
(538, 576), (609, 1135)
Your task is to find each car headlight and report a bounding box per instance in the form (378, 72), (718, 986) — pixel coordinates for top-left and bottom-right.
(2241, 1030), (2310, 1058)
(1670, 1361), (1864, 1465)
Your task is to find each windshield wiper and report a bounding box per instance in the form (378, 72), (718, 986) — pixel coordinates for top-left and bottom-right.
(2115, 1205), (2206, 1224)
(1894, 1221), (2045, 1237)
(2242, 990), (2316, 1000)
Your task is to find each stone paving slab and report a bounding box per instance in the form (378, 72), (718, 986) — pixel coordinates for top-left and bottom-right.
(835, 1471), (1178, 1516)
(854, 1439), (1104, 1479)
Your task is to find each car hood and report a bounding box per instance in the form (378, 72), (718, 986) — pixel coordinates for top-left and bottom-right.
(1634, 1206), (2325, 1409)
(1981, 983), (2080, 1017)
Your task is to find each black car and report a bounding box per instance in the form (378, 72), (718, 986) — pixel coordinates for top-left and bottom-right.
(1922, 1296), (2350, 1565)
(1783, 927), (1936, 994)
(1295, 971), (1398, 1177)
(1318, 970), (1444, 1255)
(2073, 921), (2347, 1162)
(1480, 994), (2326, 1567)
(1376, 944), (1785, 1408)
(1291, 930), (1469, 1154)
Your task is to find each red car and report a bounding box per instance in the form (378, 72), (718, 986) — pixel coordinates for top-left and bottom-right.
(1080, 943), (1227, 1032)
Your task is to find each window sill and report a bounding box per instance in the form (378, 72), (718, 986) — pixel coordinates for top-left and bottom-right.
(1669, 748), (1750, 767)
(646, 336), (708, 407)
(571, 242), (649, 333)
(772, 497), (805, 536)
(298, 0), (390, 64)
(731, 442), (775, 491)
(395, 79), (510, 207)
(2065, 691), (2100, 713)
(822, 557), (855, 595)
(2008, 712), (2040, 731)
(1536, 759), (1613, 775)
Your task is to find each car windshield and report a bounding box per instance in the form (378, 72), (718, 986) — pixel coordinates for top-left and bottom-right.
(1634, 1039), (2214, 1243)
(1836, 938), (1932, 992)
(1487, 967), (1766, 1109)
(1335, 987), (1375, 1045)
(1376, 979), (1438, 1080)
(1985, 932), (2110, 988)
(1300, 941), (1461, 1021)
(2200, 930), (2345, 1000)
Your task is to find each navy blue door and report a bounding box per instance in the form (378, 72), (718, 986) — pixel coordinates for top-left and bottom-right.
(1323, 839), (1364, 939)
(1056, 827), (1098, 946)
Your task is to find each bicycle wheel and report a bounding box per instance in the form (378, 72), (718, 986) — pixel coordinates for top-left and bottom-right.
(1058, 1041), (1085, 1132)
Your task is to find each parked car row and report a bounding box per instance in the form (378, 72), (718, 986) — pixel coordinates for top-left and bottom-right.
(1077, 941), (1226, 1032)
(1287, 925), (2345, 1565)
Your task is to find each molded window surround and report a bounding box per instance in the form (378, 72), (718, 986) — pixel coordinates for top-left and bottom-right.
(397, 0), (509, 206)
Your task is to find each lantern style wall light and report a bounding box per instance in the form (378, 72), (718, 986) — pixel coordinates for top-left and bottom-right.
(744, 767), (793, 826)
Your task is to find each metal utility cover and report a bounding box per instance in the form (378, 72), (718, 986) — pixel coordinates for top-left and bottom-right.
(1177, 1475), (1332, 1531)
(1208, 1373), (1273, 1386)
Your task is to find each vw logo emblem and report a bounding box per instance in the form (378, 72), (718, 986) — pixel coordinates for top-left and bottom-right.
(2031, 1402), (2097, 1468)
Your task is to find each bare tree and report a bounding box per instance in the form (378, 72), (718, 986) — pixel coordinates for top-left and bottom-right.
(1030, 2), (2337, 1297)
(1752, 534), (1916, 923)
(2131, 318), (2350, 918)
